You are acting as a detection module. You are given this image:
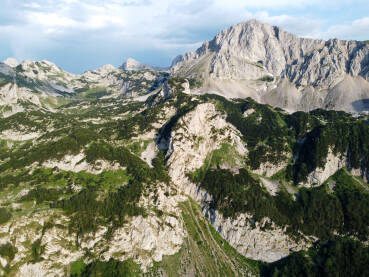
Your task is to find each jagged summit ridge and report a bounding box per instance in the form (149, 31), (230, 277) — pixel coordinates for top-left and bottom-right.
(172, 19), (369, 85)
(171, 20), (321, 77)
(171, 19), (369, 112)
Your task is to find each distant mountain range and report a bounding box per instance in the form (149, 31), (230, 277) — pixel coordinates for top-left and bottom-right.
(1, 19), (369, 115)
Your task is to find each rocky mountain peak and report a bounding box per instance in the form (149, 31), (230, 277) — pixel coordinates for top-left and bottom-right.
(3, 57), (19, 68)
(120, 58), (150, 71)
(95, 64), (117, 75)
(171, 19), (369, 112)
(171, 19), (324, 78)
(214, 19), (280, 43)
(120, 58), (169, 72)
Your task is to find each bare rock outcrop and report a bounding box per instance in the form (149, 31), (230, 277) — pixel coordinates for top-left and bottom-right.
(304, 148), (369, 187)
(165, 102), (309, 262)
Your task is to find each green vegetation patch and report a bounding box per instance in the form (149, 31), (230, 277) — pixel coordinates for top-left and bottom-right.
(77, 87), (110, 99)
(54, 180), (145, 237)
(40, 95), (73, 109)
(74, 258), (140, 277)
(259, 75), (274, 82)
(0, 73), (13, 88)
(288, 117), (369, 184)
(262, 237), (369, 277)
(127, 140), (151, 156)
(21, 187), (61, 204)
(201, 94), (291, 169)
(189, 143), (242, 182)
(70, 259), (87, 276)
(31, 238), (45, 262)
(0, 242), (17, 262)
(117, 103), (165, 139)
(190, 167), (369, 241)
(0, 207), (12, 224)
(331, 169), (369, 240)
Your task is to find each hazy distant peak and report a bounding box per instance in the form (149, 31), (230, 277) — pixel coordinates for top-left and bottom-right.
(3, 57), (19, 68)
(120, 58), (149, 71)
(120, 58), (169, 72)
(97, 64), (117, 73)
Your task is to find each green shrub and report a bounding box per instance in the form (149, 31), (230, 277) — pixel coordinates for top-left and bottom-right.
(31, 238), (44, 262)
(21, 187), (61, 204)
(0, 208), (11, 224)
(262, 237), (369, 277)
(78, 259), (140, 277)
(191, 166), (369, 240)
(0, 242), (17, 261)
(290, 120), (369, 184)
(70, 259), (87, 276)
(259, 75), (274, 82)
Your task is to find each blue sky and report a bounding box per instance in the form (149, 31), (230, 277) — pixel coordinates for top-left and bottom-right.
(1, 0), (369, 73)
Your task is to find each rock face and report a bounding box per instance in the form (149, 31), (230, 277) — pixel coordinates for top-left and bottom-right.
(0, 182), (186, 276)
(182, 180), (310, 263)
(304, 148), (369, 187)
(165, 102), (244, 182)
(172, 19), (322, 80)
(172, 19), (369, 113)
(206, 208), (308, 262)
(164, 103), (309, 262)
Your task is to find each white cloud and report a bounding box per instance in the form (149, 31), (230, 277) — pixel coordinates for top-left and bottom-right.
(246, 11), (324, 38)
(322, 17), (369, 40)
(28, 12), (78, 28)
(7, 0), (368, 46)
(23, 2), (42, 9)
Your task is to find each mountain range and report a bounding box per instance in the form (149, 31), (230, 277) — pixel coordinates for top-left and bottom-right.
(0, 20), (369, 276)
(1, 20), (369, 117)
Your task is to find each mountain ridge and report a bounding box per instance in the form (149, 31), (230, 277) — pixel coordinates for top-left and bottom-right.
(171, 19), (369, 113)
